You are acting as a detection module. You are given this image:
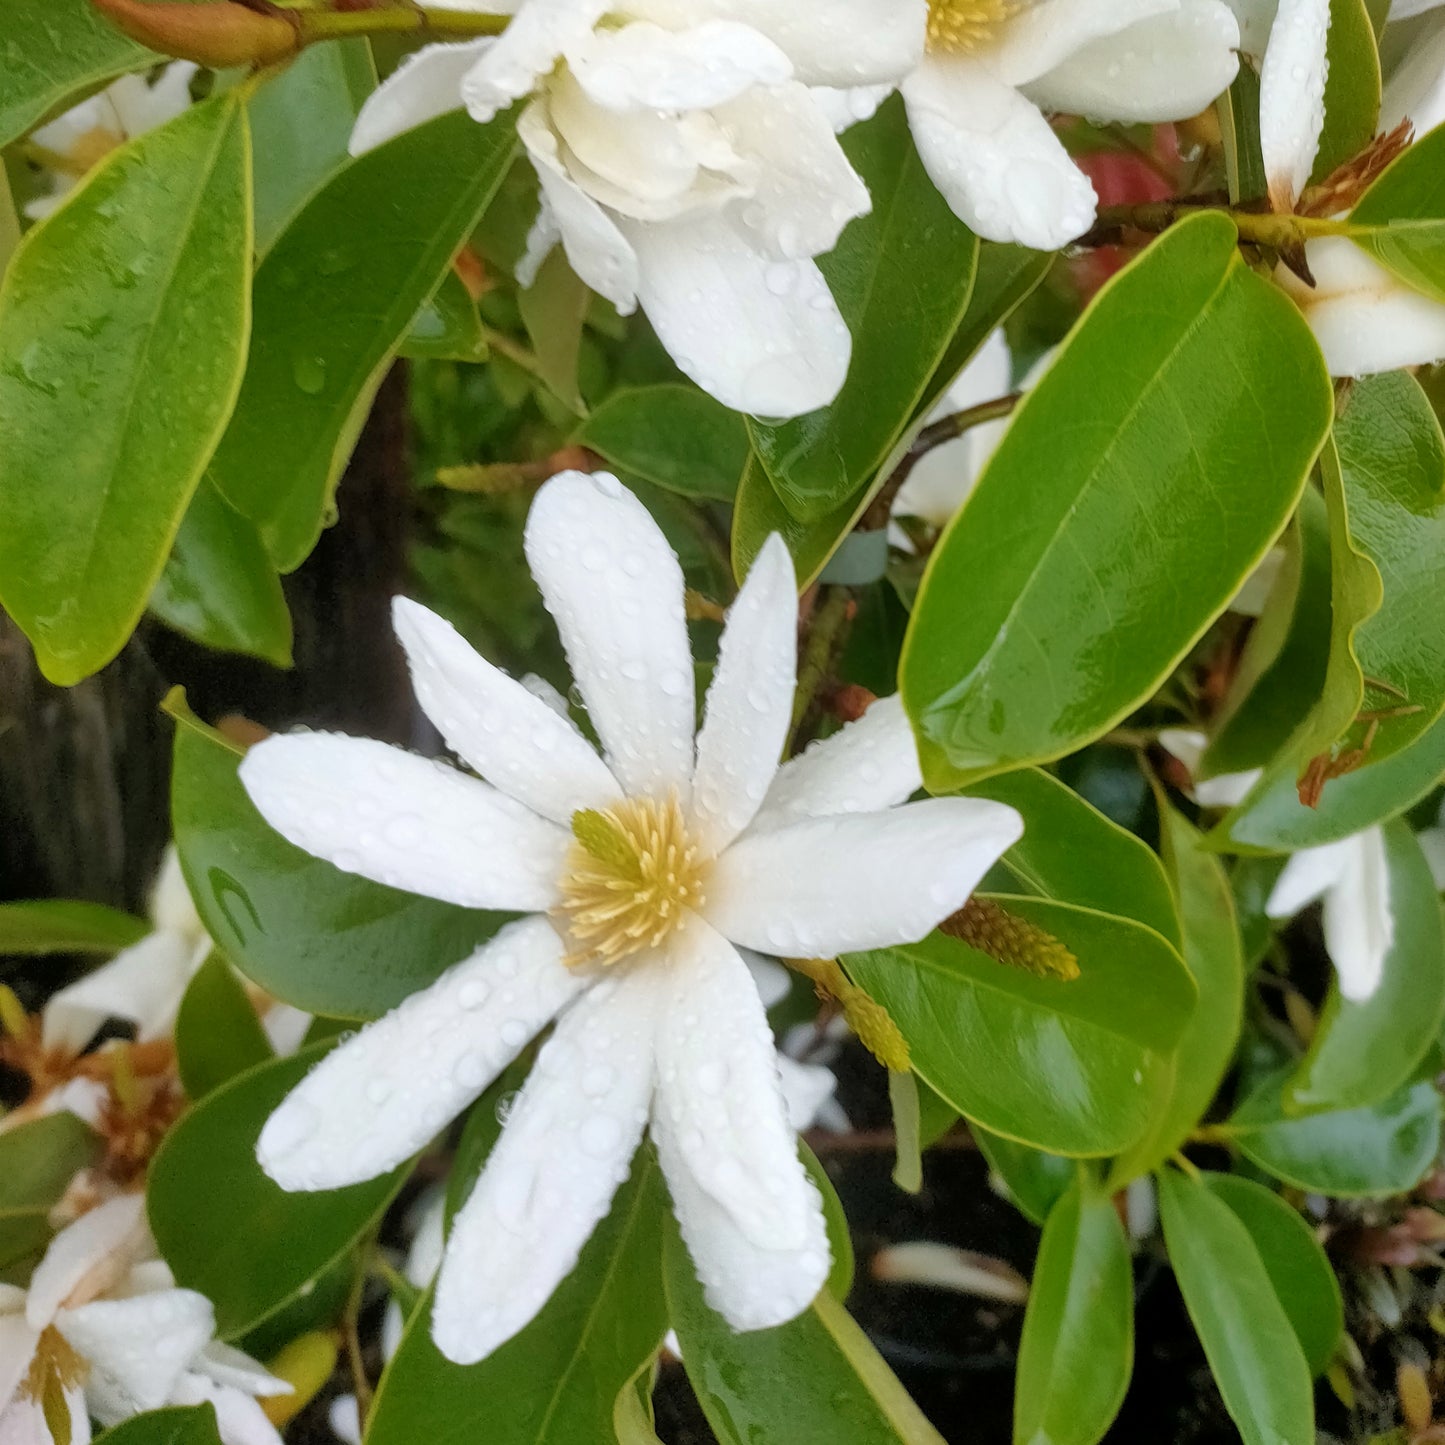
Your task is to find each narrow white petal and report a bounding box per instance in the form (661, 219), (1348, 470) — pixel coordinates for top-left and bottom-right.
(706, 798), (1022, 956)
(1259, 0), (1330, 210)
(1381, 20), (1445, 134)
(523, 471), (697, 798)
(460, 0), (610, 122)
(1022, 2), (1240, 122)
(259, 1003), (312, 1057)
(149, 844), (201, 937)
(1265, 838), (1352, 919)
(348, 40), (488, 155)
(741, 949), (792, 1008)
(1225, 0), (1279, 56)
(26, 1194), (148, 1331)
(1323, 827), (1393, 1002)
(714, 82), (871, 260)
(392, 597), (622, 824)
(239, 733), (569, 912)
(1193, 768), (1262, 809)
(41, 932), (196, 1053)
(0, 1318), (39, 1418)
(327, 1397), (362, 1445)
(690, 535), (797, 856)
(432, 971), (657, 1364)
(901, 59), (1096, 251)
(566, 20), (792, 110)
(620, 213), (852, 418)
(256, 917), (581, 1191)
(58, 1290), (215, 1422)
(775, 1054), (839, 1132)
(0, 1391), (88, 1445)
(192, 1342), (290, 1399)
(753, 694), (922, 830)
(166, 1378), (283, 1445)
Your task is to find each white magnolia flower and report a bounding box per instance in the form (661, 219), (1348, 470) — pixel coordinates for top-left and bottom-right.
(1266, 826), (1393, 1001)
(24, 63), (197, 220)
(1380, 4), (1445, 137)
(1156, 728), (1263, 809)
(239, 471), (1022, 1365)
(1245, 0), (1445, 371)
(43, 848), (210, 1055)
(893, 0), (1239, 250)
(350, 1), (928, 418)
(0, 1195), (288, 1445)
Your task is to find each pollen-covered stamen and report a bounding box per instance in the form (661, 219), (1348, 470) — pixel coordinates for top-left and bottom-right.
(556, 792), (709, 968)
(21, 1326), (88, 1412)
(926, 0), (1016, 53)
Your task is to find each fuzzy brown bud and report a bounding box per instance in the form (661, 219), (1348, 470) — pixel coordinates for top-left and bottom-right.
(92, 0), (299, 67)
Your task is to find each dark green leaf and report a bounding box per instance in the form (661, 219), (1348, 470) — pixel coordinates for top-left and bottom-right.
(0, 1112), (101, 1270)
(517, 249), (589, 412)
(1219, 65), (1266, 206)
(175, 951), (274, 1100)
(1351, 123), (1445, 303)
(0, 899), (145, 955)
(972, 1126), (1073, 1227)
(902, 212), (1333, 788)
(0, 93), (253, 683)
(95, 1406), (224, 1445)
(401, 270), (486, 363)
(1312, 0), (1380, 184)
(148, 1044), (408, 1337)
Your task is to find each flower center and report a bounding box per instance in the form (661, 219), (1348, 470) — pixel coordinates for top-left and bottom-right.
(926, 0), (1015, 53)
(556, 793), (708, 968)
(22, 1326), (87, 1411)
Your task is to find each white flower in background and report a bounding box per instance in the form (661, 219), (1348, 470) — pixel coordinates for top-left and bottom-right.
(1266, 827), (1393, 1001)
(239, 470), (1022, 1365)
(43, 848), (210, 1055)
(350, 1), (929, 418)
(1156, 729), (1263, 809)
(1416, 800), (1445, 890)
(0, 1195), (289, 1445)
(894, 0), (1239, 250)
(24, 63), (197, 220)
(1380, 2), (1445, 138)
(1243, 0), (1445, 371)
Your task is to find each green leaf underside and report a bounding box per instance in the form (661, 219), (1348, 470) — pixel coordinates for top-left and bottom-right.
(1352, 123), (1445, 304)
(0, 899), (146, 955)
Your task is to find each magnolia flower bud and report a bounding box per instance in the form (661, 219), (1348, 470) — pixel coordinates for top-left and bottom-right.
(92, 0), (298, 68)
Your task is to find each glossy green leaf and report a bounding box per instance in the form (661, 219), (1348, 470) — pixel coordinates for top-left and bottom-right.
(96, 1407), (224, 1445)
(1156, 1168), (1314, 1445)
(0, 899), (145, 955)
(1203, 490), (1332, 777)
(247, 41), (375, 255)
(0, 1112), (101, 1270)
(150, 477), (293, 667)
(1013, 1175), (1133, 1445)
(209, 107), (516, 571)
(749, 94), (978, 522)
(1219, 65), (1266, 206)
(902, 212), (1333, 788)
(846, 901), (1191, 1155)
(1351, 123), (1445, 303)
(575, 384), (749, 502)
(965, 768), (1180, 949)
(972, 1126), (1073, 1227)
(664, 1221), (945, 1445)
(1, 177), (20, 277)
(371, 1153), (668, 1445)
(1312, 0), (1380, 184)
(0, 93), (252, 684)
(1201, 1174), (1342, 1376)
(518, 249), (589, 412)
(1283, 821), (1445, 1113)
(804, 1143), (856, 1301)
(401, 269), (486, 363)
(148, 1044), (408, 1338)
(1108, 808), (1244, 1187)
(0, 0), (151, 149)
(175, 951), (273, 1100)
(1228, 1072), (1442, 1195)
(170, 713), (506, 1019)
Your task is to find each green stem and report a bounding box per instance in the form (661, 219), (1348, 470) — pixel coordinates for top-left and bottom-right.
(1080, 201), (1358, 251)
(788, 586), (853, 749)
(294, 4), (510, 47)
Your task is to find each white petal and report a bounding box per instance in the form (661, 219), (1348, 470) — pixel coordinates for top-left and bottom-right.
(349, 39), (489, 154)
(620, 212), (852, 417)
(753, 694), (922, 830)
(26, 1195), (148, 1331)
(58, 1290), (215, 1422)
(167, 1378), (283, 1445)
(106, 62), (196, 136)
(461, 0), (610, 122)
(690, 535), (797, 856)
(714, 82), (871, 260)
(1265, 837), (1351, 918)
(259, 1003), (312, 1057)
(810, 83), (894, 133)
(1323, 827), (1393, 1002)
(1280, 240), (1445, 377)
(516, 194), (562, 290)
(41, 931), (196, 1053)
(982, 0), (1178, 85)
(149, 845), (201, 938)
(238, 733), (568, 912)
(1022, 2), (1240, 122)
(742, 949), (792, 1007)
(1225, 0), (1279, 55)
(523, 471), (697, 798)
(190, 1344), (289, 1399)
(1193, 767), (1262, 809)
(328, 1397), (362, 1445)
(256, 917), (580, 1190)
(0, 1391), (88, 1445)
(1259, 0), (1330, 209)
(404, 1193), (447, 1287)
(0, 1319), (39, 1418)
(432, 971), (657, 1364)
(775, 1054), (839, 1132)
(565, 20), (792, 110)
(1381, 20), (1445, 134)
(706, 798), (1023, 956)
(518, 102), (640, 312)
(1419, 827), (1445, 891)
(900, 59), (1096, 250)
(392, 597), (622, 824)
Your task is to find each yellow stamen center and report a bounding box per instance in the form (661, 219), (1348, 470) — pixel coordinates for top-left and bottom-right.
(926, 0), (1016, 53)
(22, 1327), (87, 1445)
(556, 793), (708, 968)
